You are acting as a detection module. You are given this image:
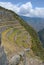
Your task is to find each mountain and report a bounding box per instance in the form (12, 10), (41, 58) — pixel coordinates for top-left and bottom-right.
(21, 16), (44, 32)
(0, 6), (44, 65)
(38, 29), (44, 47)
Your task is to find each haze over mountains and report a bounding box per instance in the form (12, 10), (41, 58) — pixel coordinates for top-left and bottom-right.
(21, 16), (44, 32)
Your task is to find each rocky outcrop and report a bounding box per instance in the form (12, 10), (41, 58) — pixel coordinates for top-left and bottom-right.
(9, 49), (44, 65)
(9, 55), (20, 65)
(0, 46), (8, 65)
(0, 46), (44, 65)
(9, 49), (30, 65)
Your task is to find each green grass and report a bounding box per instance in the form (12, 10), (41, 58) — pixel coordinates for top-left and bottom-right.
(8, 28), (30, 48)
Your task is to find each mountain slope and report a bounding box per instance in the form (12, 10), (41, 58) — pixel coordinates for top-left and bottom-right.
(0, 6), (44, 64)
(38, 29), (44, 47)
(21, 16), (44, 32)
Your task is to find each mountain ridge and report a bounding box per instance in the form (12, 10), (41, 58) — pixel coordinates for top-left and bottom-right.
(0, 6), (44, 65)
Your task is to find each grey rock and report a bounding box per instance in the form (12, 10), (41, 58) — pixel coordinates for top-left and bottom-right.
(0, 46), (8, 65)
(9, 55), (20, 65)
(24, 48), (30, 52)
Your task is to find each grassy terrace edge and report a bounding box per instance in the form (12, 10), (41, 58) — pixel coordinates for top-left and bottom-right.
(0, 6), (44, 61)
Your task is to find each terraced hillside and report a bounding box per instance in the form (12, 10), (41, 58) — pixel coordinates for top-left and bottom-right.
(0, 6), (44, 65)
(2, 20), (32, 59)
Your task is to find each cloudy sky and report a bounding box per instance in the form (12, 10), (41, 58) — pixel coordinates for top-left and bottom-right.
(0, 0), (44, 18)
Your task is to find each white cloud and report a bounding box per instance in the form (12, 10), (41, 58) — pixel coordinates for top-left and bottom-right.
(0, 2), (19, 13)
(0, 2), (44, 18)
(18, 2), (44, 18)
(18, 2), (32, 16)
